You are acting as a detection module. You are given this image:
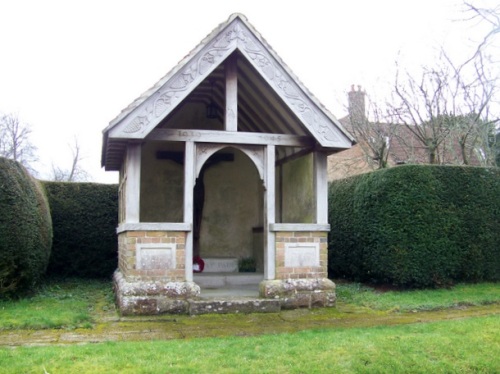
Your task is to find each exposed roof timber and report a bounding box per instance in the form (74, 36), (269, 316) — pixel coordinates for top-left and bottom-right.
(237, 102), (275, 134)
(153, 52), (305, 137)
(237, 93), (278, 134)
(276, 147), (314, 166)
(186, 56), (302, 136)
(237, 58), (305, 135)
(104, 143), (128, 171)
(237, 78), (295, 135)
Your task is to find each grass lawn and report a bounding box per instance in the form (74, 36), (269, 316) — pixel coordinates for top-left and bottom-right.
(0, 315), (498, 373)
(0, 279), (498, 373)
(336, 281), (500, 311)
(0, 279), (113, 330)
(1, 279), (498, 331)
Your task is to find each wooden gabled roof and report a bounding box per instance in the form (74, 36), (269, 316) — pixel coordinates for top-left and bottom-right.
(102, 13), (354, 170)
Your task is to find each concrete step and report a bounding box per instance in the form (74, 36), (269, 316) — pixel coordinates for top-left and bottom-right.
(194, 273), (264, 288)
(188, 297), (280, 315)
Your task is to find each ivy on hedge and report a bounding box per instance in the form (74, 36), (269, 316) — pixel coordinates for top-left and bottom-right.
(43, 182), (118, 278)
(0, 157), (52, 296)
(328, 165), (500, 288)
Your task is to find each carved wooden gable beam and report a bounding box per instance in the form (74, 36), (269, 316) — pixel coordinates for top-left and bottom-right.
(232, 22), (351, 149)
(109, 22), (240, 139)
(108, 15), (353, 150)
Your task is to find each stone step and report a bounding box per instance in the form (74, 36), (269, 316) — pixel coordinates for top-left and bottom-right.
(194, 273), (264, 288)
(188, 297), (281, 315)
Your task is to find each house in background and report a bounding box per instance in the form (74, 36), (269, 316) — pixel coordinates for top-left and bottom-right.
(328, 86), (393, 180)
(101, 14), (354, 315)
(328, 86), (484, 181)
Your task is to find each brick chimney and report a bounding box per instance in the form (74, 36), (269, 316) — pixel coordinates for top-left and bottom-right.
(348, 85), (366, 126)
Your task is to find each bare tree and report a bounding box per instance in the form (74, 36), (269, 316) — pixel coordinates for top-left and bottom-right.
(445, 50), (498, 166)
(462, 2), (500, 166)
(386, 48), (498, 166)
(388, 62), (451, 164)
(0, 112), (38, 173)
(463, 2), (500, 62)
(334, 3), (499, 176)
(50, 137), (90, 182)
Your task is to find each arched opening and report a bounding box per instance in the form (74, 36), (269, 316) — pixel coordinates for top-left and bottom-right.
(193, 147), (264, 296)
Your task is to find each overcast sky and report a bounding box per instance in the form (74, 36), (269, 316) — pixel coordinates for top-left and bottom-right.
(0, 0), (496, 183)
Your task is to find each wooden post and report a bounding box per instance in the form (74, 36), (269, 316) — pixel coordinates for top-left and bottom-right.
(314, 151), (328, 224)
(264, 145), (276, 280)
(125, 143), (141, 223)
(184, 141), (195, 281)
(225, 54), (238, 132)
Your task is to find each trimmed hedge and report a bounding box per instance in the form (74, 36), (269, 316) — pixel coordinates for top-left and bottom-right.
(0, 157), (52, 296)
(328, 165), (500, 288)
(43, 182), (118, 278)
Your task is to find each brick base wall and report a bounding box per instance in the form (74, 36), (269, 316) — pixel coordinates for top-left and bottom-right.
(118, 231), (186, 282)
(275, 231), (328, 280)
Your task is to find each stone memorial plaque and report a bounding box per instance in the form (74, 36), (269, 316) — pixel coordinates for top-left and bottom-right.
(284, 243), (320, 268)
(136, 244), (176, 270)
(204, 257), (239, 273)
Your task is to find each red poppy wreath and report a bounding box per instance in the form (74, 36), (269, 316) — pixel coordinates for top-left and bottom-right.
(193, 256), (205, 273)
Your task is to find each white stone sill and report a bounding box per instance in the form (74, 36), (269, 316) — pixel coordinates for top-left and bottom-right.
(117, 222), (192, 233)
(270, 223), (330, 232)
(117, 223), (329, 233)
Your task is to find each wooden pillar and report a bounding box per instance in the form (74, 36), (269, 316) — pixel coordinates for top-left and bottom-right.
(314, 151), (328, 224)
(125, 143), (141, 223)
(225, 54), (238, 132)
(184, 141), (195, 281)
(264, 145), (276, 280)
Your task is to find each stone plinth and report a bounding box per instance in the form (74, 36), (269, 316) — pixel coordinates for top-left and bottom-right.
(114, 271), (200, 315)
(259, 278), (336, 309)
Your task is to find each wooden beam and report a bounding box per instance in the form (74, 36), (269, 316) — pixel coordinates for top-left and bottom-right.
(264, 145), (276, 280)
(314, 151), (328, 224)
(125, 144), (141, 223)
(225, 54), (238, 131)
(147, 128), (313, 147)
(276, 147), (314, 166)
(184, 141), (195, 281)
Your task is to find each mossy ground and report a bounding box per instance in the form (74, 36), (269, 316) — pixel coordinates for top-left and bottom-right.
(2, 315), (498, 373)
(0, 279), (498, 347)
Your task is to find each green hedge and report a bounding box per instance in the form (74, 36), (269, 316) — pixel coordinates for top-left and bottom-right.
(328, 165), (500, 288)
(0, 158), (52, 296)
(43, 182), (118, 278)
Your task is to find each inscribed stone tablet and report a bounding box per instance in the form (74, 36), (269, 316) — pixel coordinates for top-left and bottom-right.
(284, 243), (320, 267)
(136, 244), (176, 270)
(204, 258), (239, 273)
